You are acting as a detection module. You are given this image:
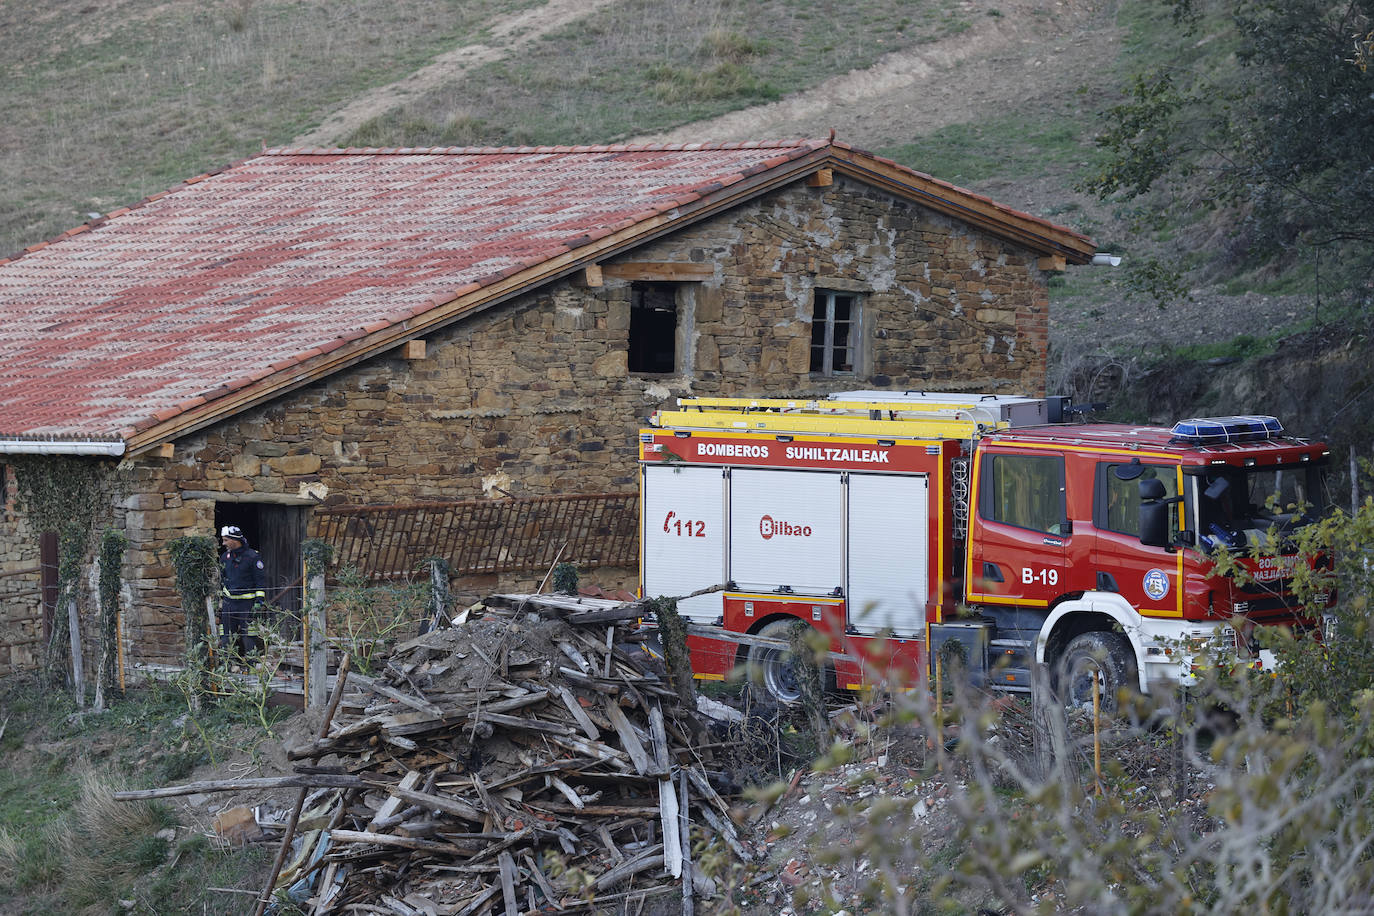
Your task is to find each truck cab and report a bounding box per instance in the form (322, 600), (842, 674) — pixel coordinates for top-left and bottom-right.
(964, 417), (1330, 702)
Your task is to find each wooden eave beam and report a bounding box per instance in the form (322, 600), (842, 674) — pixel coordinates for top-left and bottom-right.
(122, 149), (833, 456)
(600, 262), (713, 282)
(827, 151), (1097, 264)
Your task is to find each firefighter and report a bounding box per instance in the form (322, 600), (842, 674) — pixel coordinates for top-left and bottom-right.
(219, 525), (267, 657)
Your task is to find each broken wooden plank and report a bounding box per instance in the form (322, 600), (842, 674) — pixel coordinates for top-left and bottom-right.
(451, 884), (501, 916)
(649, 703), (671, 774)
(498, 851), (519, 916)
(471, 773), (507, 831)
(553, 684), (601, 741)
(368, 771), (423, 830)
(603, 698), (653, 776)
(597, 824), (625, 864)
(546, 775), (584, 810)
(365, 782), (485, 824)
(679, 770), (695, 916)
(475, 711), (575, 737)
(591, 845), (666, 892)
(522, 853), (563, 911)
(348, 670), (446, 718)
(328, 829), (458, 854)
(113, 774), (363, 800)
(558, 641), (592, 673)
(465, 826), (535, 865)
(660, 771), (682, 879)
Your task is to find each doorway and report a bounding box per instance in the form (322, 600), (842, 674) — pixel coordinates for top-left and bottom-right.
(213, 502), (307, 623)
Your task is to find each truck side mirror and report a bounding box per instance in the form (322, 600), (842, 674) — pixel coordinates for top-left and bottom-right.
(1140, 502), (1170, 548)
(1139, 478), (1183, 549)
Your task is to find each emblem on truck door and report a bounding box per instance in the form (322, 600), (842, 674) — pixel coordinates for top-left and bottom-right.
(1143, 568), (1170, 601)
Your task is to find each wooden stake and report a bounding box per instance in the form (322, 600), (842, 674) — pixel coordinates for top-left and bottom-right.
(307, 570), (327, 708)
(68, 596), (85, 708)
(117, 597), (125, 692)
(679, 770), (694, 916)
(252, 653), (352, 916)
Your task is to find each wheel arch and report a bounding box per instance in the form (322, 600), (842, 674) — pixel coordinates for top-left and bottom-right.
(1036, 592), (1148, 692)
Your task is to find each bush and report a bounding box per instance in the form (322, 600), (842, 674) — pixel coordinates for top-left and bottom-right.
(761, 502), (1374, 914)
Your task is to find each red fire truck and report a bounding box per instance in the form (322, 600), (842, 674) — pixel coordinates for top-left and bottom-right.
(637, 392), (1332, 705)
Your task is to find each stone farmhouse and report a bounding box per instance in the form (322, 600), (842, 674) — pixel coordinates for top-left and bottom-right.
(0, 138), (1095, 674)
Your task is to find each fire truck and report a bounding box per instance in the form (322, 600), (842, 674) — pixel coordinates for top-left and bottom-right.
(637, 392), (1332, 705)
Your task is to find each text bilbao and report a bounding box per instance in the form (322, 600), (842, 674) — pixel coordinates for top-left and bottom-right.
(694, 442), (892, 464)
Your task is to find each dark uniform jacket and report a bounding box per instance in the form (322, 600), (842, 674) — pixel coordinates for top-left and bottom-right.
(221, 545), (267, 601)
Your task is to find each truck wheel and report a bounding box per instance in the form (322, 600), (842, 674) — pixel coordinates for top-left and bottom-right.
(748, 620), (811, 705)
(1054, 632), (1138, 714)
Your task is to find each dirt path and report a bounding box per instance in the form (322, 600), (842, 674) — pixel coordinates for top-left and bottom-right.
(299, 0), (1117, 151)
(293, 0), (622, 147)
(631, 0), (1120, 148)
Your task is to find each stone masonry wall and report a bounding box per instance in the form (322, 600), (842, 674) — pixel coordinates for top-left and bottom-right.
(1, 176), (1056, 669)
(0, 466), (44, 677)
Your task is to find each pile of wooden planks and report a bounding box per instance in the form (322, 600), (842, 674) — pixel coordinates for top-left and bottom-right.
(271, 593), (749, 914)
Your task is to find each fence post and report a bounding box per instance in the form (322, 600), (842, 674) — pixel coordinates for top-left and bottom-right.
(429, 558), (448, 630)
(68, 595), (85, 708)
(308, 572), (328, 709)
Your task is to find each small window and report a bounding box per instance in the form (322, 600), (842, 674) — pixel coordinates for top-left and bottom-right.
(1099, 463), (1179, 537)
(810, 290), (857, 375)
(628, 282), (678, 374)
(980, 453), (1066, 535)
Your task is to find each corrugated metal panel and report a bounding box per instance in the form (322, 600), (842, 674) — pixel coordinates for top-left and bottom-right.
(729, 469), (843, 595)
(641, 465), (726, 622)
(847, 473), (929, 636)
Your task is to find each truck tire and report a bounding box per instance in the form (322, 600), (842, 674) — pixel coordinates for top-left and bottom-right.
(1054, 631), (1138, 714)
(748, 620), (811, 705)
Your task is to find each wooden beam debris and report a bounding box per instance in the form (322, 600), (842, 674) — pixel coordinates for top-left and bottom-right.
(118, 592), (752, 912)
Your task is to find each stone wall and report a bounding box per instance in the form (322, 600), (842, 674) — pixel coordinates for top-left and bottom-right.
(1, 175), (1056, 670)
(0, 466), (44, 677)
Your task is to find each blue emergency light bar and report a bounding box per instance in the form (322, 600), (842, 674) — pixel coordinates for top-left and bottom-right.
(1170, 415), (1284, 445)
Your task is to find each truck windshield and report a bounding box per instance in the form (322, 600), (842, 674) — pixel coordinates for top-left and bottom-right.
(1196, 464), (1326, 550)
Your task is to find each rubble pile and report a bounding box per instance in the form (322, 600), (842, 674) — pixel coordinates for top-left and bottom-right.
(269, 593), (749, 914)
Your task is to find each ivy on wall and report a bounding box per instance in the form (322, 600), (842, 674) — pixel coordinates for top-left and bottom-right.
(96, 527), (128, 708)
(9, 455), (120, 686)
(168, 535), (219, 673)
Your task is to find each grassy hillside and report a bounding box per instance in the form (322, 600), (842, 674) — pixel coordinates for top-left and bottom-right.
(0, 0), (961, 256)
(1, 0), (539, 254)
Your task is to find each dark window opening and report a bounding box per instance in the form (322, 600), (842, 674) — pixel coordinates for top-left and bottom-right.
(810, 290), (857, 375)
(628, 283), (678, 374)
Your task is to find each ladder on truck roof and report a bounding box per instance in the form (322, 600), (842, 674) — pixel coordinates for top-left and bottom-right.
(654, 392), (1054, 441)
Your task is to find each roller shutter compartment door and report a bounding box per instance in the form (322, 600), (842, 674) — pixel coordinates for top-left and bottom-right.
(641, 465), (726, 622)
(847, 473), (929, 636)
(729, 468), (843, 595)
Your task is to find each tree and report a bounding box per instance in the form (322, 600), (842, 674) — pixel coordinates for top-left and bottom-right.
(1083, 0), (1374, 273)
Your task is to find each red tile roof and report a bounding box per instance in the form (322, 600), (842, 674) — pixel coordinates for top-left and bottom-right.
(0, 140), (1094, 453)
